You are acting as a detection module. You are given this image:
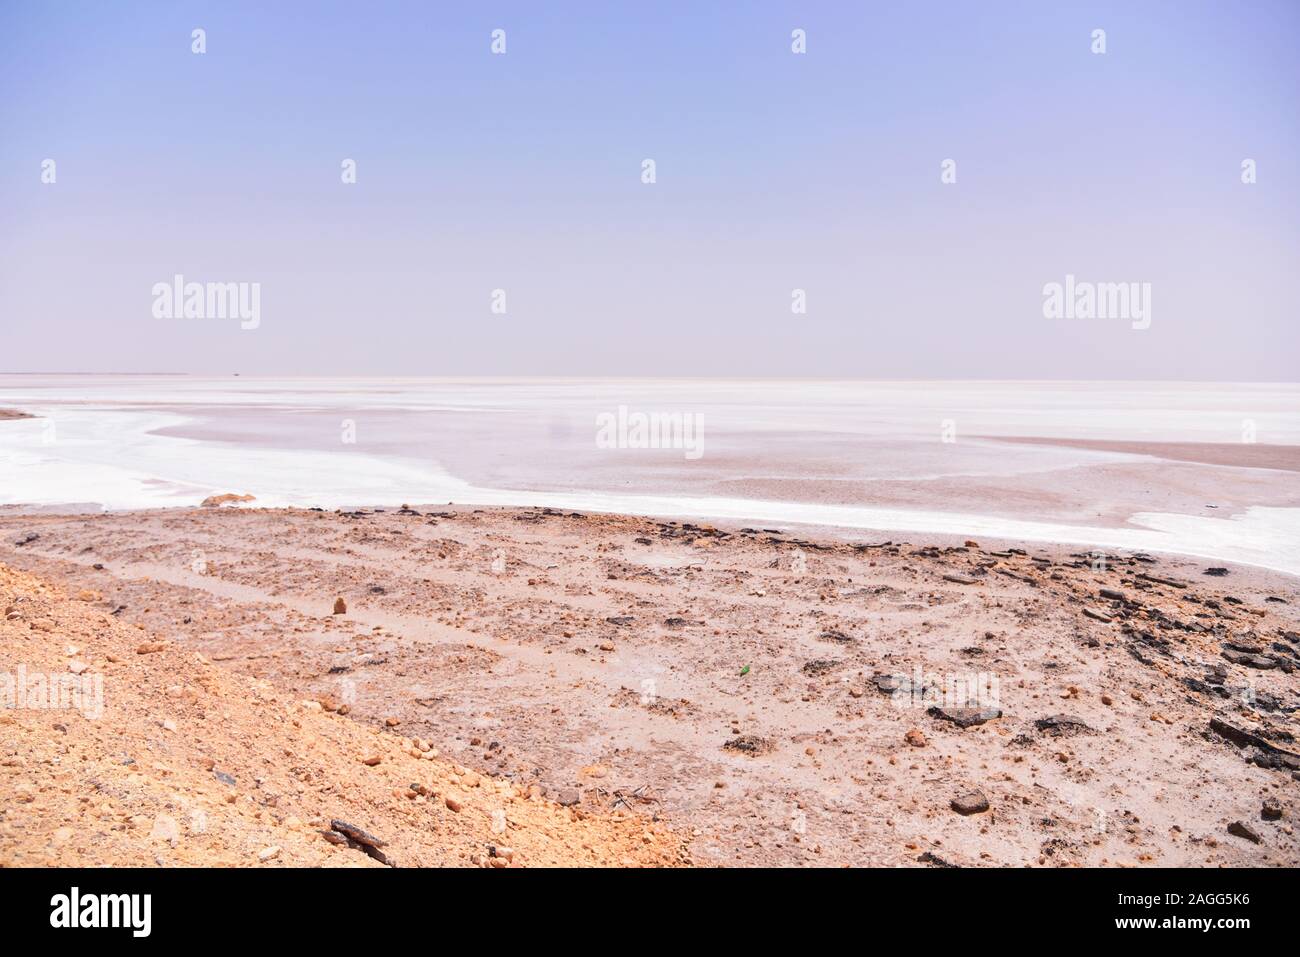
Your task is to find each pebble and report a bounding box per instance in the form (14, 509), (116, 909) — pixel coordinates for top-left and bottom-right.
(1227, 821), (1261, 844)
(904, 729), (927, 748)
(257, 846), (281, 861)
(928, 706), (1002, 728)
(950, 791), (990, 815)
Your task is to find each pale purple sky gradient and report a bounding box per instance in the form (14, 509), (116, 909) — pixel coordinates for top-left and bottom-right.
(1, 1), (1297, 378)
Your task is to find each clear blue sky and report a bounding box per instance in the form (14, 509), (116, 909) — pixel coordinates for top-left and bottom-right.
(1, 0), (1296, 378)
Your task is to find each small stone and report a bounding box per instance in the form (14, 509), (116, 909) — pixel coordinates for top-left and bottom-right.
(332, 597), (347, 615)
(1227, 821), (1261, 844)
(1034, 714), (1094, 737)
(135, 642), (167, 655)
(445, 795), (464, 812)
(384, 716), (400, 727)
(67, 660), (89, 675)
(1082, 608), (1112, 623)
(951, 791), (990, 815)
(29, 619), (55, 632)
(361, 753), (382, 766)
(257, 846), (281, 861)
(555, 787), (581, 807)
(928, 706), (1001, 728)
(904, 729), (927, 748)
(1261, 799), (1283, 821)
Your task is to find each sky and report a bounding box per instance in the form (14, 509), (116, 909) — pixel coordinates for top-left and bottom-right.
(1, 0), (1297, 378)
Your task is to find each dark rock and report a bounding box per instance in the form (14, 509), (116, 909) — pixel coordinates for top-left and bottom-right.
(1203, 567), (1229, 577)
(1261, 799), (1283, 821)
(722, 734), (773, 756)
(555, 787), (582, 806)
(1034, 714), (1094, 736)
(917, 851), (958, 867)
(1222, 649), (1277, 670)
(1226, 821), (1261, 844)
(1224, 640), (1264, 654)
(950, 791), (990, 815)
(1209, 718), (1300, 772)
(802, 658), (840, 677)
(928, 706), (1002, 728)
(330, 819), (387, 849)
(327, 820), (393, 866)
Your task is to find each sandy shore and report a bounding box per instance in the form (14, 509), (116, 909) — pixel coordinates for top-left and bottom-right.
(1, 505), (1297, 867)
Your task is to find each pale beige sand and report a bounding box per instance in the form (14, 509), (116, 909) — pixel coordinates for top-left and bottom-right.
(1, 506), (1297, 867)
(0, 560), (683, 868)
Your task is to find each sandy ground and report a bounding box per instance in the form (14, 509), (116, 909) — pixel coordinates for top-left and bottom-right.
(0, 560), (683, 868)
(1, 505), (1297, 867)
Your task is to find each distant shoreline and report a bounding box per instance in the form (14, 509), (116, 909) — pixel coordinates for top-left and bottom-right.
(980, 435), (1300, 472)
